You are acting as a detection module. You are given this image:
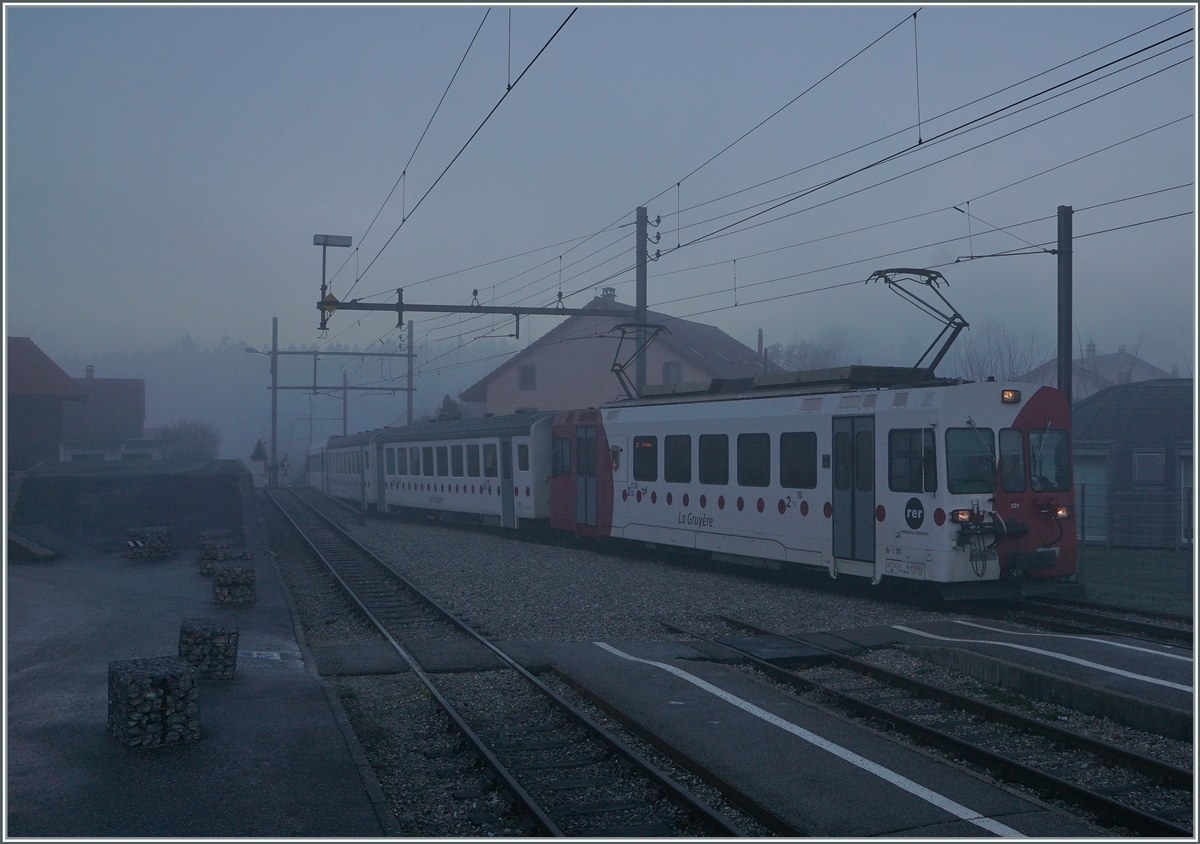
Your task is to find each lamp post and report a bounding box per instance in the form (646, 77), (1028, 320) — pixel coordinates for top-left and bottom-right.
(245, 319), (280, 488)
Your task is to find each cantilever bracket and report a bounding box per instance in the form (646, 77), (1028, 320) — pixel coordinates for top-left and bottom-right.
(868, 268), (969, 379)
(610, 322), (670, 400)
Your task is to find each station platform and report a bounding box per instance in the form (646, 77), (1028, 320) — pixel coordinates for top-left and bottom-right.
(539, 640), (1100, 837)
(6, 508), (389, 836)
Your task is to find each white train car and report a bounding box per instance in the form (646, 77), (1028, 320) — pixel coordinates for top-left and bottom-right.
(304, 440), (328, 490)
(323, 430), (376, 507)
(551, 367), (1075, 593)
(370, 412), (556, 527)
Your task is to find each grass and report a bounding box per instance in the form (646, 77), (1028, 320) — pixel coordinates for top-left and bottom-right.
(1077, 546), (1194, 617)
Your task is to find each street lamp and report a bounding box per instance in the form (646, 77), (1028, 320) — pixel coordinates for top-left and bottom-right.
(245, 321), (279, 488)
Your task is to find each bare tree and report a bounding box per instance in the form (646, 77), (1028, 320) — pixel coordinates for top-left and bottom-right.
(948, 325), (1051, 382)
(160, 419), (222, 461)
(766, 337), (845, 371)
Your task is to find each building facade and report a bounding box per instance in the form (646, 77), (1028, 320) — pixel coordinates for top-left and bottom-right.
(459, 288), (780, 416)
(7, 337), (87, 471)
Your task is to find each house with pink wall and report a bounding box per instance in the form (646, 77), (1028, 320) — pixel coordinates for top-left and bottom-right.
(458, 287), (781, 416)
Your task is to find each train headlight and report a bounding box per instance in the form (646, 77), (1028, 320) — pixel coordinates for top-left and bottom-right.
(950, 509), (973, 524)
(1053, 505), (1072, 520)
(1001, 389), (1021, 403)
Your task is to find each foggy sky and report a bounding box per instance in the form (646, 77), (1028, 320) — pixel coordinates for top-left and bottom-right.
(6, 6), (1197, 411)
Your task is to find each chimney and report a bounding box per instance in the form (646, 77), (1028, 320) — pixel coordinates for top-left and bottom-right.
(85, 365), (94, 379)
(1085, 341), (1096, 369)
(1118, 345), (1126, 354)
(600, 287), (617, 302)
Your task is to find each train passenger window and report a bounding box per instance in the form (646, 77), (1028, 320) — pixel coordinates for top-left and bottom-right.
(780, 432), (817, 489)
(436, 446), (449, 477)
(467, 444), (481, 477)
(483, 444), (498, 478)
(945, 428), (995, 494)
(364, 451), (369, 471)
(889, 429), (937, 493)
(664, 435), (691, 483)
(633, 436), (658, 482)
(552, 437), (571, 476)
(422, 447), (435, 476)
(999, 428), (1025, 492)
(386, 448), (395, 476)
(1029, 429), (1071, 492)
(410, 447), (420, 476)
(451, 445), (464, 477)
(737, 433), (771, 487)
(396, 447), (408, 476)
(517, 444), (530, 472)
(855, 432), (873, 492)
(698, 434), (728, 485)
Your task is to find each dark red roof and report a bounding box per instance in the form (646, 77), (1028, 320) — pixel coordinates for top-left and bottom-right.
(6, 337), (86, 399)
(62, 377), (146, 441)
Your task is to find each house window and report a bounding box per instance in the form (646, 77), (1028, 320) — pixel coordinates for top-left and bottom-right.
(518, 365), (537, 390)
(662, 360), (682, 386)
(1133, 450), (1165, 484)
(633, 436), (658, 482)
(698, 434), (729, 485)
(664, 435), (691, 483)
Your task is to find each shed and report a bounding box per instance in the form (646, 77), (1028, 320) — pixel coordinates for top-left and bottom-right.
(1071, 378), (1193, 549)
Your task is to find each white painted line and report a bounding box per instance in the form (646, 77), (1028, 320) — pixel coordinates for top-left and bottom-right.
(893, 626), (1192, 693)
(594, 642), (1024, 838)
(949, 619), (1193, 663)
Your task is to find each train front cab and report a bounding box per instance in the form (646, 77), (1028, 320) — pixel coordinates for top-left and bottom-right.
(549, 409), (614, 537)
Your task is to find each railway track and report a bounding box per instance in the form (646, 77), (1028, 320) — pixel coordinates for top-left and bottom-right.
(1007, 596), (1194, 644)
(661, 615), (1193, 837)
(267, 487), (745, 837)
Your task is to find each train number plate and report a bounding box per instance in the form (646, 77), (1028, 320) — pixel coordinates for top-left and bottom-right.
(885, 559), (925, 579)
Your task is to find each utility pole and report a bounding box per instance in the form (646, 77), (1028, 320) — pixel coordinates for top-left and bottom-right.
(342, 370), (348, 436)
(635, 206), (648, 398)
(270, 317), (279, 489)
(1057, 205), (1073, 410)
(407, 320), (415, 426)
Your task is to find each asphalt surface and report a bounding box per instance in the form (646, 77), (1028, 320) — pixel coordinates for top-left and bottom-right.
(6, 534), (386, 837)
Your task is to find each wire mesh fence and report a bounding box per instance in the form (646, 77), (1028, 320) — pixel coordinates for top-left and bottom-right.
(1075, 482), (1193, 551)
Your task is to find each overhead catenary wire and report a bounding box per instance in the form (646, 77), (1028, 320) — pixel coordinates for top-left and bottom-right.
(348, 7), (578, 297)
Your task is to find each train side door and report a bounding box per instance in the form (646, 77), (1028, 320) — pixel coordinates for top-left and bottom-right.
(832, 416), (875, 562)
(576, 426), (597, 527)
(500, 438), (516, 528)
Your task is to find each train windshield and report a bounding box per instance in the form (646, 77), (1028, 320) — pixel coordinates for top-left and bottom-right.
(945, 428), (995, 494)
(1029, 428), (1072, 491)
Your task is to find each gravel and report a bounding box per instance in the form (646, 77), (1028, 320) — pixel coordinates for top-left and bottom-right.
(344, 517), (956, 642)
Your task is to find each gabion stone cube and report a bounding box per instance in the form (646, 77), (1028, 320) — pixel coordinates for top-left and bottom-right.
(213, 566), (256, 605)
(198, 541), (252, 576)
(108, 657), (200, 748)
(178, 618), (240, 680)
(125, 526), (174, 559)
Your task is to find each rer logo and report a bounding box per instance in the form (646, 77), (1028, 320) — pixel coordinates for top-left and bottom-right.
(905, 497), (925, 530)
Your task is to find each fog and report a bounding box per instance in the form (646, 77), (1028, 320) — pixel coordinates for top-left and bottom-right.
(6, 6), (1195, 458)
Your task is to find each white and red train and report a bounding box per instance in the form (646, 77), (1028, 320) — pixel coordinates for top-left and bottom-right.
(304, 366), (1076, 595)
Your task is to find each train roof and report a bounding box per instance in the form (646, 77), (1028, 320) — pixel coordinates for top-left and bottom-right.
(324, 411), (557, 451)
(619, 365), (964, 409)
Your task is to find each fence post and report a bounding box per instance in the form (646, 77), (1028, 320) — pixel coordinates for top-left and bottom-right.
(1077, 484), (1085, 582)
